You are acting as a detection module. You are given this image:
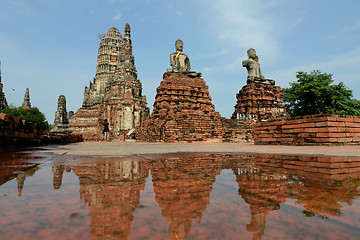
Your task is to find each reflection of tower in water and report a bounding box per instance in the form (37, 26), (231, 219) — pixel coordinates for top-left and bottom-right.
(149, 154), (223, 240)
(52, 165), (65, 190)
(233, 164), (288, 240)
(17, 172), (26, 197)
(70, 159), (149, 240)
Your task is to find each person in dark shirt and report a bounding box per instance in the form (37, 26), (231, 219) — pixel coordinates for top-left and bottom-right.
(102, 119), (110, 141)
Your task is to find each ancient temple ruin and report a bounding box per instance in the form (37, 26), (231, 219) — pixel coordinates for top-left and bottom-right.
(70, 24), (149, 140)
(232, 48), (287, 121)
(0, 62), (8, 112)
(136, 39), (223, 142)
(50, 95), (71, 133)
(22, 88), (31, 109)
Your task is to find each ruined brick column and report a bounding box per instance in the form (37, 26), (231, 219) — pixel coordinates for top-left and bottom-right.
(137, 72), (223, 142)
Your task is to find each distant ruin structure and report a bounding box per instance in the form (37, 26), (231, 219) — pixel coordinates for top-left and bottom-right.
(0, 62), (8, 111)
(50, 95), (71, 133)
(70, 24), (149, 140)
(232, 48), (287, 121)
(22, 88), (31, 109)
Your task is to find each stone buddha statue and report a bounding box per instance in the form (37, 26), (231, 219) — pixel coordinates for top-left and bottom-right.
(242, 48), (274, 85)
(167, 39), (201, 77)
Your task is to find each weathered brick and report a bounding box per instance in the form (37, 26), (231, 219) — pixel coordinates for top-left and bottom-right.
(345, 122), (360, 128)
(316, 132), (346, 138)
(136, 73), (223, 142)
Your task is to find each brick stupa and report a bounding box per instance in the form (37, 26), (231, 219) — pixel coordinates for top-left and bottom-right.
(231, 83), (287, 121)
(137, 73), (223, 142)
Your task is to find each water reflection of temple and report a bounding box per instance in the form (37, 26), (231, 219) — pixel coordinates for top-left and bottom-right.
(46, 153), (360, 239)
(253, 154), (360, 218)
(234, 168), (288, 240)
(149, 154), (224, 240)
(287, 176), (360, 218)
(54, 159), (149, 240)
(52, 165), (65, 190)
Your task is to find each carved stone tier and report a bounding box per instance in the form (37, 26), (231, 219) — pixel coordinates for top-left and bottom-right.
(232, 83), (287, 121)
(136, 73), (223, 142)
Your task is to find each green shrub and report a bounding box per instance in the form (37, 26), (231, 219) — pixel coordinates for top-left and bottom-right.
(2, 106), (52, 131)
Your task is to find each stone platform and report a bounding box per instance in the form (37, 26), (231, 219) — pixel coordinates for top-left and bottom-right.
(136, 73), (223, 142)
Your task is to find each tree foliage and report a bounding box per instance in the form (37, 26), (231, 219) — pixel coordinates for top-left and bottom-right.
(2, 105), (52, 131)
(283, 70), (360, 117)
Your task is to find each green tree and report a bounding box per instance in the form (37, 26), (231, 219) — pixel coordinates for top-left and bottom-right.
(283, 70), (360, 117)
(2, 105), (52, 131)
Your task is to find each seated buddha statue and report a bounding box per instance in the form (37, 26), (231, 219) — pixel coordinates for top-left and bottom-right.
(167, 39), (201, 77)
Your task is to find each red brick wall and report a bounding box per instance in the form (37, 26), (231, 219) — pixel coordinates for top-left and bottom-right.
(221, 118), (254, 142)
(0, 113), (82, 149)
(0, 113), (41, 146)
(254, 114), (360, 145)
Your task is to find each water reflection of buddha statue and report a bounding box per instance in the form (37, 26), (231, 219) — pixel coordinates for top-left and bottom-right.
(234, 167), (288, 240)
(149, 154), (222, 240)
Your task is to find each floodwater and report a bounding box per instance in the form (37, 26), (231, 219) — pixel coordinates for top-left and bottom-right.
(1, 148), (360, 240)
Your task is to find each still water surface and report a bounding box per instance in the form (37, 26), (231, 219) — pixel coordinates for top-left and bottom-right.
(0, 149), (360, 240)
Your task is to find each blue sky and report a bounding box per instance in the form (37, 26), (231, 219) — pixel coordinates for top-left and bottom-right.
(1, 0), (360, 123)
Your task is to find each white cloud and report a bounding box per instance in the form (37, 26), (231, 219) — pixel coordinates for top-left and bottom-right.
(0, 0), (37, 19)
(200, 0), (281, 63)
(107, 0), (124, 3)
(113, 12), (122, 21)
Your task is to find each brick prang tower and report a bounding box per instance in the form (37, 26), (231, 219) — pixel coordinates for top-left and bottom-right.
(70, 24), (149, 140)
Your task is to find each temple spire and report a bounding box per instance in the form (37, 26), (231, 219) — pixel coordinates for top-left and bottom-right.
(22, 88), (31, 109)
(0, 61), (8, 111)
(124, 23), (131, 42)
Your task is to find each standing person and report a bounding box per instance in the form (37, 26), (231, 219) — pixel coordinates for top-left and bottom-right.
(103, 119), (110, 141)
